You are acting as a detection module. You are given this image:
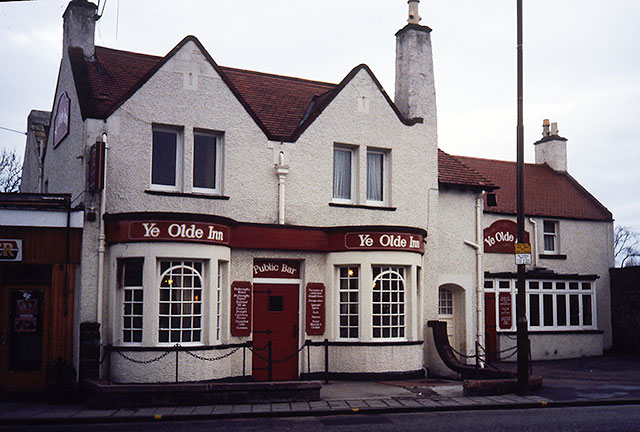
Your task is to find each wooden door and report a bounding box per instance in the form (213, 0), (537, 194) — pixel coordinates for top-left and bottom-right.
(252, 283), (299, 381)
(0, 285), (48, 392)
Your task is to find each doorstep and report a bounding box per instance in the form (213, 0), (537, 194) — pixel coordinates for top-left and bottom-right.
(82, 379), (322, 408)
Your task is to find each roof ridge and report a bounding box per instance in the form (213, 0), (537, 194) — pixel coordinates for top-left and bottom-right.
(454, 154), (544, 168)
(219, 65), (337, 88)
(95, 45), (163, 60)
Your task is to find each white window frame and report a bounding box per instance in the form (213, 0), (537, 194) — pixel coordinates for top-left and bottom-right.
(158, 260), (205, 346)
(366, 148), (389, 206)
(438, 287), (453, 316)
(543, 220), (559, 253)
(118, 258), (144, 345)
(371, 266), (406, 339)
(332, 145), (356, 203)
(151, 126), (183, 191)
(337, 265), (360, 340)
(192, 130), (223, 195)
(484, 278), (596, 331)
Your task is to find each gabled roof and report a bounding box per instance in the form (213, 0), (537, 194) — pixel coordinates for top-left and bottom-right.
(454, 155), (613, 221)
(68, 36), (419, 142)
(437, 149), (497, 191)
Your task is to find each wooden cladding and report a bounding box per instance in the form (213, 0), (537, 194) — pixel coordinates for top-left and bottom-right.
(0, 226), (82, 264)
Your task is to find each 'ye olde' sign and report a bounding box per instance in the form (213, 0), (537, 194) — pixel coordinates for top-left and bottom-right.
(498, 292), (513, 329)
(231, 281), (252, 337)
(121, 220), (230, 245)
(483, 220), (529, 254)
(343, 232), (424, 253)
(305, 283), (325, 335)
(253, 259), (300, 279)
(0, 239), (22, 261)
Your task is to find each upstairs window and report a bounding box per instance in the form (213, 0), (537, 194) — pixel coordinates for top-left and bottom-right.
(333, 147), (354, 202)
(193, 131), (223, 194)
(366, 149), (386, 204)
(543, 220), (558, 253)
(151, 127), (182, 190)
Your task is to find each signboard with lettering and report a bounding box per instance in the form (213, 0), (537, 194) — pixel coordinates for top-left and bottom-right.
(514, 242), (532, 265)
(88, 140), (106, 192)
(116, 221), (230, 245)
(231, 281), (252, 336)
(340, 232), (424, 253)
(499, 292), (513, 329)
(53, 92), (70, 149)
(0, 239), (22, 261)
(305, 283), (325, 335)
(253, 259), (300, 279)
(483, 220), (529, 254)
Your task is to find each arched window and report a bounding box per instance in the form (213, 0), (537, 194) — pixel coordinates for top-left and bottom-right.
(158, 260), (203, 343)
(372, 266), (405, 338)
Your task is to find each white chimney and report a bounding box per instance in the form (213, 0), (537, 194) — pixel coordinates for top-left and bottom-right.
(394, 0), (436, 125)
(535, 119), (568, 172)
(62, 0), (98, 59)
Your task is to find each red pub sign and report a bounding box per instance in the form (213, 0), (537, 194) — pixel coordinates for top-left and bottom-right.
(110, 220), (231, 245)
(305, 283), (325, 335)
(342, 232), (423, 253)
(231, 281), (252, 337)
(253, 259), (300, 279)
(483, 220), (529, 254)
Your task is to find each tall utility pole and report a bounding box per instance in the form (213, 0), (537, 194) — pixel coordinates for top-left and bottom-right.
(515, 0), (530, 395)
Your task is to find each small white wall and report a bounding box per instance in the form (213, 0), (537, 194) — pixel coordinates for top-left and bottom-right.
(498, 332), (603, 361)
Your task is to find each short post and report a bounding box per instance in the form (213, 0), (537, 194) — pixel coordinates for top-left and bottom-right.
(324, 338), (329, 384)
(268, 340), (273, 381)
(175, 344), (179, 383)
(306, 340), (311, 375)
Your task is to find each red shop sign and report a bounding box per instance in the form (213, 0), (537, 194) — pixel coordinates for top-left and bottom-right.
(305, 283), (325, 336)
(114, 220), (230, 245)
(231, 281), (252, 337)
(499, 292), (512, 329)
(253, 259), (300, 279)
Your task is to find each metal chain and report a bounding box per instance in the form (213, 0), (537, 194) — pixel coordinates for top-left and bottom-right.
(449, 345), (478, 359)
(248, 343), (307, 364)
(184, 347), (241, 362)
(113, 349), (172, 364)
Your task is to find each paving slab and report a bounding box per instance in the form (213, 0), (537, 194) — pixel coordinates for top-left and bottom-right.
(290, 402), (311, 411)
(251, 404), (271, 413)
(192, 405), (215, 415)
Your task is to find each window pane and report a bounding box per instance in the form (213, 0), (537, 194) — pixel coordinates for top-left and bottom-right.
(529, 294), (540, 326)
(193, 133), (217, 189)
(543, 294), (554, 326)
(583, 295), (593, 326)
(569, 295), (580, 326)
(557, 295), (567, 326)
(367, 151), (384, 201)
(152, 130), (177, 186)
(543, 220), (556, 234)
(123, 259), (143, 286)
(543, 234), (555, 252)
(333, 149), (351, 199)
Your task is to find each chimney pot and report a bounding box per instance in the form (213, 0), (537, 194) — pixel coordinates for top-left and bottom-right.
(542, 118), (550, 137)
(550, 122), (558, 136)
(408, 0), (421, 24)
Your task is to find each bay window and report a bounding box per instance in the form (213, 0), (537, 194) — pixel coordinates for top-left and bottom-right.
(372, 266), (405, 338)
(338, 266), (359, 339)
(118, 258), (144, 344)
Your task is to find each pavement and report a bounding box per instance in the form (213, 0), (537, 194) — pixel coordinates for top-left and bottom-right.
(1, 353), (639, 426)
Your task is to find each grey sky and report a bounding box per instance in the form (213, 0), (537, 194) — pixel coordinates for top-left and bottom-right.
(1, 0), (638, 231)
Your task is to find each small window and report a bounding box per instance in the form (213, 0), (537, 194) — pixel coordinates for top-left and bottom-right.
(438, 288), (453, 315)
(268, 296), (284, 312)
(193, 131), (223, 194)
(119, 258), (144, 343)
(366, 149), (387, 203)
(333, 147), (354, 202)
(543, 220), (558, 253)
(152, 127), (181, 189)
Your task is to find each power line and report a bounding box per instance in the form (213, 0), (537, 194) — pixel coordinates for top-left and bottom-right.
(0, 126), (27, 135)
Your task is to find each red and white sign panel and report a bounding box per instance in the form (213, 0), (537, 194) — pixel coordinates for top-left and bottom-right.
(0, 239), (22, 261)
(305, 283), (325, 336)
(253, 259), (300, 279)
(342, 232), (424, 253)
(53, 92), (70, 149)
(499, 292), (512, 329)
(111, 220), (231, 245)
(483, 220), (530, 254)
(231, 281), (252, 337)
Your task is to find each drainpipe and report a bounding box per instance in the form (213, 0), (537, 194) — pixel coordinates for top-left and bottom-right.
(529, 218), (538, 267)
(275, 150), (289, 225)
(96, 133), (108, 327)
(464, 191), (486, 366)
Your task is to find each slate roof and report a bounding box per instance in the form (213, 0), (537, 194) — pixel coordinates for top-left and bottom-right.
(455, 156), (612, 221)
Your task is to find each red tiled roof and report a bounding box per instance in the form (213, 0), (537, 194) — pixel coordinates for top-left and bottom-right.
(437, 149), (497, 190)
(454, 156), (612, 221)
(69, 41), (338, 141)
